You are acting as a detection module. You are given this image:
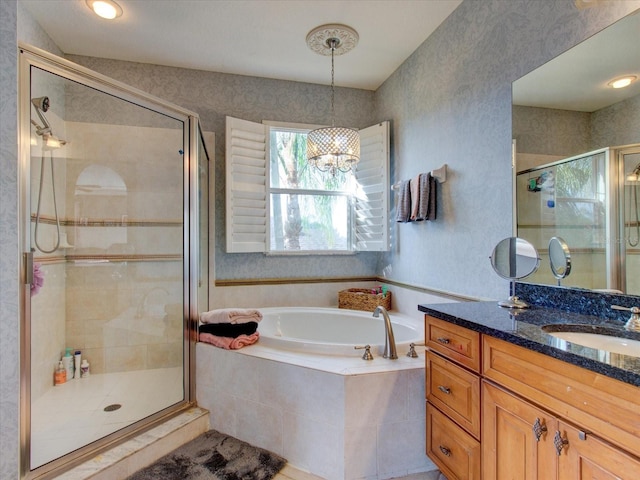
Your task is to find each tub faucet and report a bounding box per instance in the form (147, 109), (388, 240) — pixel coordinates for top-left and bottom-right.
(373, 305), (398, 359)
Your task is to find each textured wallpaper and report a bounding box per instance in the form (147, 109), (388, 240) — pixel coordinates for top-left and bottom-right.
(0, 2), (19, 478)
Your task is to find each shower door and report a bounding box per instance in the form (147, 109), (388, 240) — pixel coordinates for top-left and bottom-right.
(620, 148), (640, 295)
(19, 46), (206, 477)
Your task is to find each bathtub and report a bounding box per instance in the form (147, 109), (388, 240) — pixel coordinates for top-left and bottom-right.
(196, 306), (434, 480)
(257, 306), (423, 356)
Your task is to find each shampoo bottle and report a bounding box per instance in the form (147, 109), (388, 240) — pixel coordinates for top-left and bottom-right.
(74, 350), (81, 379)
(80, 359), (90, 378)
(62, 348), (74, 380)
(54, 361), (66, 386)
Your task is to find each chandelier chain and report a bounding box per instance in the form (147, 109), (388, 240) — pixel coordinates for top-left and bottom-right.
(330, 39), (336, 127)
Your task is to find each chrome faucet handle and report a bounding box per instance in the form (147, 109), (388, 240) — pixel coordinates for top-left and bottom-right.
(611, 305), (640, 332)
(406, 343), (419, 358)
(354, 345), (374, 361)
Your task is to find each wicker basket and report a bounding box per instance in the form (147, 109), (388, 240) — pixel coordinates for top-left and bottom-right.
(338, 288), (392, 312)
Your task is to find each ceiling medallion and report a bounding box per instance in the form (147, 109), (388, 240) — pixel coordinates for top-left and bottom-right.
(306, 24), (359, 56)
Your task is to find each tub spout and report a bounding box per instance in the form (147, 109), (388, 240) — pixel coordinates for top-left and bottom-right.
(373, 305), (398, 359)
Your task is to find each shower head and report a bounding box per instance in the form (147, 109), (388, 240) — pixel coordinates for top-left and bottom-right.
(31, 96), (52, 136)
(32, 96), (50, 112)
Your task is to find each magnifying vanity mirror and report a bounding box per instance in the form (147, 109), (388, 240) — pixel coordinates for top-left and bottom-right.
(512, 8), (640, 296)
(548, 236), (571, 285)
(490, 237), (540, 308)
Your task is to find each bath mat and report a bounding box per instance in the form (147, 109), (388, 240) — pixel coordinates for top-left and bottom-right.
(128, 430), (287, 480)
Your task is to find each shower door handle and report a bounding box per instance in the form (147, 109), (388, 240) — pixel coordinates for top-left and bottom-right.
(24, 249), (34, 285)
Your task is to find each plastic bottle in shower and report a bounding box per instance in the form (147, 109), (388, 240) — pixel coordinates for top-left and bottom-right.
(54, 361), (66, 386)
(61, 348), (74, 380)
(74, 350), (81, 379)
(80, 359), (90, 378)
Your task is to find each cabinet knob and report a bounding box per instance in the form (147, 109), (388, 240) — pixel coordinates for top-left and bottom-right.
(436, 337), (450, 345)
(438, 385), (451, 395)
(554, 431), (569, 455)
(532, 417), (548, 442)
(438, 445), (452, 457)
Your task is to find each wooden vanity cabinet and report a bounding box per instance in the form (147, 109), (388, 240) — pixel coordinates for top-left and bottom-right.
(424, 314), (640, 480)
(425, 316), (481, 480)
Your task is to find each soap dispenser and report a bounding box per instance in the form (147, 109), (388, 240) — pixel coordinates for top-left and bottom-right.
(61, 348), (74, 380)
(54, 361), (66, 386)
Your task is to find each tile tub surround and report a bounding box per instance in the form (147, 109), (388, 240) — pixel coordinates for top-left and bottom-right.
(418, 301), (640, 386)
(196, 342), (434, 480)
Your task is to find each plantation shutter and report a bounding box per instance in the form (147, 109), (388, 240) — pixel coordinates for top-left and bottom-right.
(225, 116), (268, 253)
(354, 121), (390, 251)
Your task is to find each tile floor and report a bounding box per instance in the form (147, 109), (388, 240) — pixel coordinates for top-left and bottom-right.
(31, 367), (183, 468)
(273, 467), (443, 480)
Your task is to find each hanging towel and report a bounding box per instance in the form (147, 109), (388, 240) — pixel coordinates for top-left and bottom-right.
(199, 332), (260, 350)
(409, 174), (421, 221)
(415, 173), (437, 221)
(426, 173), (437, 220)
(199, 322), (258, 338)
(200, 308), (262, 325)
(395, 180), (411, 223)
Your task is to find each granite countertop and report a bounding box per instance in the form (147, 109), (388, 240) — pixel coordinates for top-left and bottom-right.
(418, 301), (640, 387)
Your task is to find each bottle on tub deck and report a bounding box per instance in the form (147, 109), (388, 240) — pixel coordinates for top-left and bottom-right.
(74, 350), (81, 379)
(80, 359), (90, 378)
(54, 361), (66, 386)
(61, 347), (74, 380)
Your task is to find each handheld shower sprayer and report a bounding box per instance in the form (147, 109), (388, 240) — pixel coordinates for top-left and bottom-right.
(31, 95), (64, 253)
(31, 96), (52, 136)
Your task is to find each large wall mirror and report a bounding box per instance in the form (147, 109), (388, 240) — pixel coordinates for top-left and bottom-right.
(512, 9), (640, 296)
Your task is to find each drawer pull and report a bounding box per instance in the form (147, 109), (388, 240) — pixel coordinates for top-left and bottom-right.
(436, 337), (450, 345)
(554, 431), (569, 455)
(532, 418), (547, 442)
(437, 385), (451, 395)
(439, 445), (452, 457)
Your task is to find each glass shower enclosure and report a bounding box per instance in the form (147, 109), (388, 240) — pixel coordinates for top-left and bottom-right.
(19, 45), (209, 478)
(516, 144), (640, 295)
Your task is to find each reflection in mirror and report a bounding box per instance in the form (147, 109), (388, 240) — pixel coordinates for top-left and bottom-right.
(549, 236), (571, 284)
(490, 237), (540, 309)
(512, 9), (640, 296)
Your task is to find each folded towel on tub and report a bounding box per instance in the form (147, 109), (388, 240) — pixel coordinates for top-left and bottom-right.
(395, 180), (411, 223)
(199, 332), (260, 349)
(200, 308), (262, 325)
(199, 322), (258, 338)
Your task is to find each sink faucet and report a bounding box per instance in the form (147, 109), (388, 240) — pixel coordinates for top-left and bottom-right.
(373, 305), (398, 359)
(612, 305), (640, 332)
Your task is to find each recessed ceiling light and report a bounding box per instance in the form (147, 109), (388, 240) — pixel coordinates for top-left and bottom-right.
(608, 75), (637, 89)
(86, 0), (123, 20)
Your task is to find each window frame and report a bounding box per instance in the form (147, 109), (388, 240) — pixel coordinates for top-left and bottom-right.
(225, 116), (389, 255)
(265, 121), (357, 255)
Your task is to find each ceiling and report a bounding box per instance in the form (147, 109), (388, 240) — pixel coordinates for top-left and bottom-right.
(20, 0), (463, 91)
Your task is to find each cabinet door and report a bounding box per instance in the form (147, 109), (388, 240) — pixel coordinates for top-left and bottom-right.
(558, 421), (640, 480)
(482, 381), (557, 480)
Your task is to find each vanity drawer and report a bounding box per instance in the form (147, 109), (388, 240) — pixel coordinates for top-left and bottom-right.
(483, 335), (640, 459)
(427, 403), (481, 480)
(425, 315), (481, 372)
(426, 351), (480, 438)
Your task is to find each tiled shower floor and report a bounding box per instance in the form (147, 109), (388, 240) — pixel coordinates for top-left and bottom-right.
(30, 367), (183, 468)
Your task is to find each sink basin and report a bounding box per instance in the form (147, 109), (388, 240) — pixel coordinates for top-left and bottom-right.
(542, 325), (640, 357)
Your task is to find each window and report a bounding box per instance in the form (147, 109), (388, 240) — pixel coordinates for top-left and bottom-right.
(225, 116), (389, 254)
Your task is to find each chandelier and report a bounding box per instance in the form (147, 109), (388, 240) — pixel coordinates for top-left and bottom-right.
(306, 24), (360, 176)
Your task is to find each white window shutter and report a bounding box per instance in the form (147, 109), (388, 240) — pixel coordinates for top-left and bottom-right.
(225, 116), (268, 253)
(354, 121), (390, 251)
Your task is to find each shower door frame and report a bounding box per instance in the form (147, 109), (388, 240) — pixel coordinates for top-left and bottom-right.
(18, 44), (202, 479)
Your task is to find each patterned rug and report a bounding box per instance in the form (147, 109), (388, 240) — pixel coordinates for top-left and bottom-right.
(128, 430), (287, 480)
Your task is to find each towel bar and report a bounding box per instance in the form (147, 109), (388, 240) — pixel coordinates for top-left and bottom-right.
(391, 163), (447, 190)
